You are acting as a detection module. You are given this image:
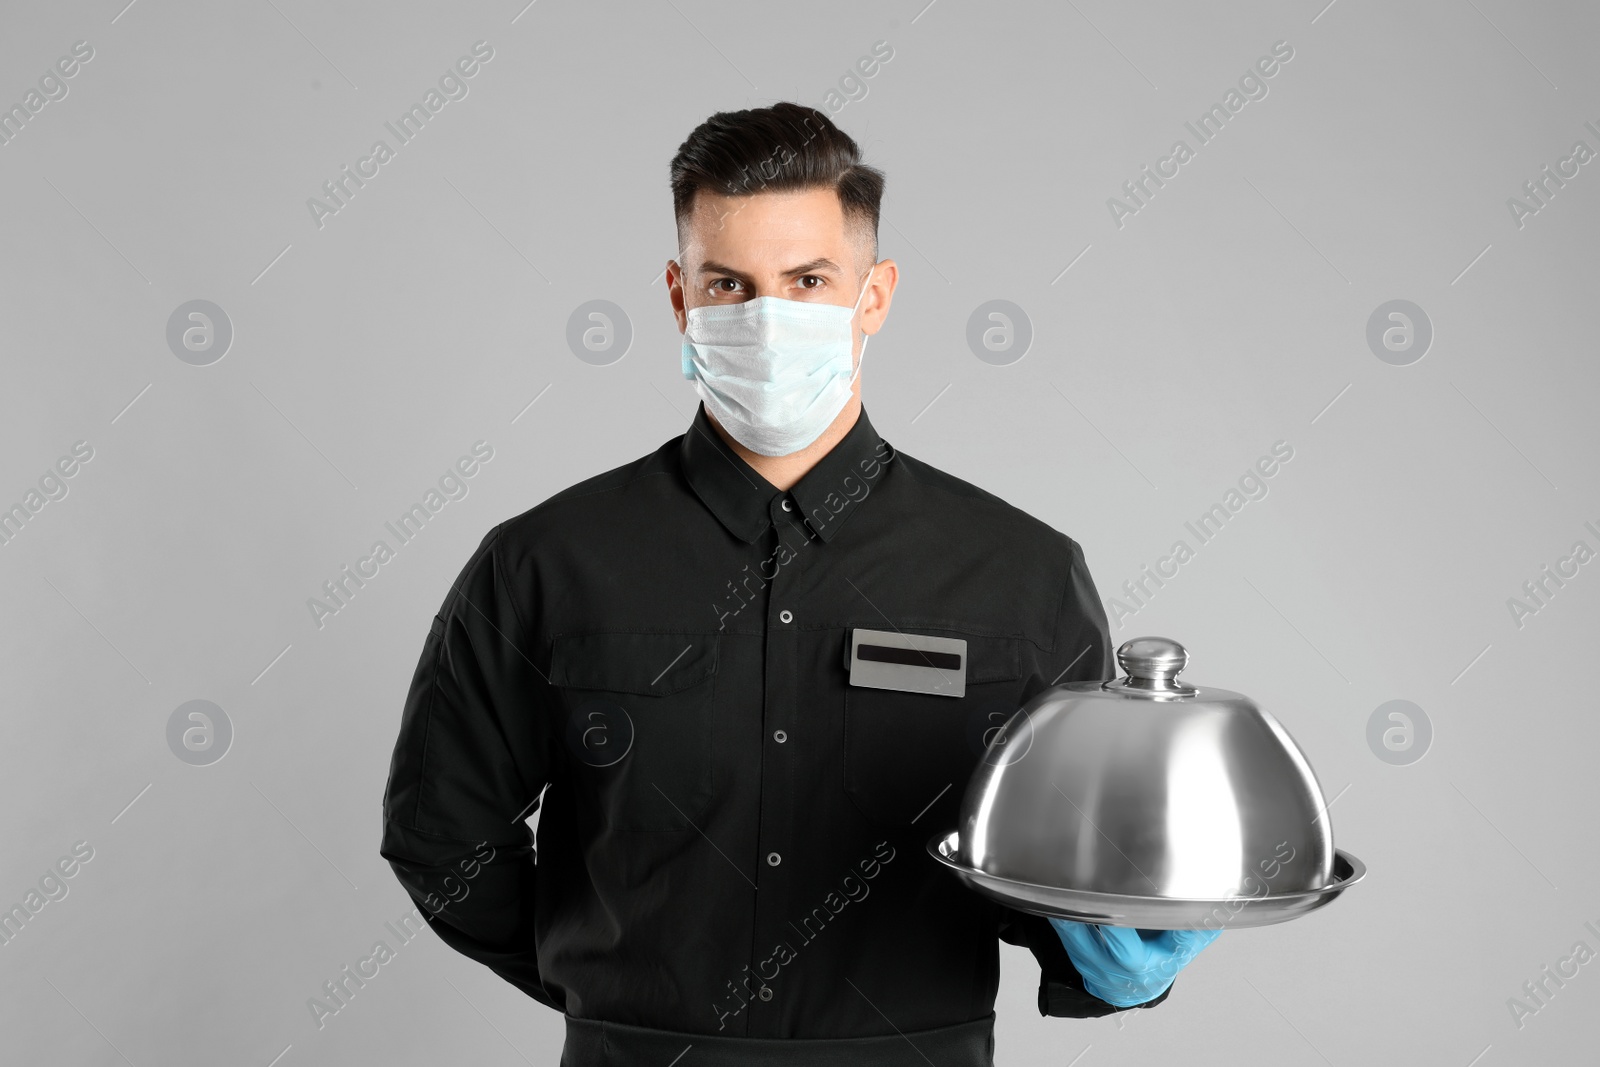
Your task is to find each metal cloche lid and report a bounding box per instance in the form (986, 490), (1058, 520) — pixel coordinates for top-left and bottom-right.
(928, 637), (1365, 929)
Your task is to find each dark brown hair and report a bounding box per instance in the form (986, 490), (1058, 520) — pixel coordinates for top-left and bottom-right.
(669, 102), (885, 258)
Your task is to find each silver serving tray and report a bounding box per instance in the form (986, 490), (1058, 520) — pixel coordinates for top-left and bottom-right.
(928, 830), (1365, 929)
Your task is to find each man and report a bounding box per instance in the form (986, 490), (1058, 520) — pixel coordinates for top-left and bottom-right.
(380, 102), (1216, 1066)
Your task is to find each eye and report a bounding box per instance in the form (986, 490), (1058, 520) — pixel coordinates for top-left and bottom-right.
(797, 275), (825, 291)
(709, 278), (743, 295)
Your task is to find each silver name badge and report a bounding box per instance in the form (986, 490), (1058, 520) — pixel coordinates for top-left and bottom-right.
(848, 628), (967, 698)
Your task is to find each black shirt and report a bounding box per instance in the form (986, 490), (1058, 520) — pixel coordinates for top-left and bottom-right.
(379, 403), (1169, 1055)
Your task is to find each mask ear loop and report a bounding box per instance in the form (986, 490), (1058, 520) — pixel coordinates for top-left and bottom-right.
(847, 264), (876, 385)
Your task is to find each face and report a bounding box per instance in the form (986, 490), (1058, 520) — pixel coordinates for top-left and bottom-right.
(667, 187), (897, 361)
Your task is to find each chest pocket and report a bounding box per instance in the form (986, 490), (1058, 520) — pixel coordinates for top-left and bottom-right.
(549, 631), (719, 831)
(843, 628), (1027, 830)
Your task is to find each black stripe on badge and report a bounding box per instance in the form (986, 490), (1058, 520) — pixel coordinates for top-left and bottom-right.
(855, 642), (962, 671)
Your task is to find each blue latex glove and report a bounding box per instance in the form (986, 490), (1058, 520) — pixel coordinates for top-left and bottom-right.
(1048, 919), (1221, 1008)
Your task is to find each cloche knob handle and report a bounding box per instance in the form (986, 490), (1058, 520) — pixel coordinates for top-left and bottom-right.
(1116, 637), (1191, 692)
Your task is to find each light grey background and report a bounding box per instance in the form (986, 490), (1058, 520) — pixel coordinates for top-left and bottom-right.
(2, 0), (1596, 1063)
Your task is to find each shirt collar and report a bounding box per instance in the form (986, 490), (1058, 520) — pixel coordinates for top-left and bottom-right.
(680, 402), (893, 545)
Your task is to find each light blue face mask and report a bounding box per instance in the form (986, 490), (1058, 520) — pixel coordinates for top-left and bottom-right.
(681, 266), (875, 457)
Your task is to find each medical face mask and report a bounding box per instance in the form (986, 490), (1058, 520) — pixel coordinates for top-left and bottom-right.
(681, 266), (875, 457)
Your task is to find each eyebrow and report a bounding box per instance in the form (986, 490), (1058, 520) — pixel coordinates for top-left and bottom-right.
(698, 257), (844, 280)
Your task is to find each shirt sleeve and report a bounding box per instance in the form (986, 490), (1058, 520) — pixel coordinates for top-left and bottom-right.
(379, 523), (561, 1011)
(998, 535), (1173, 1017)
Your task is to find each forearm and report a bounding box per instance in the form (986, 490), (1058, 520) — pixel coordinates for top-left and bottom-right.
(379, 819), (559, 1011)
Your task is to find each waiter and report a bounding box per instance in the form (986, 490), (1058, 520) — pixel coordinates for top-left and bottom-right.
(380, 102), (1216, 1066)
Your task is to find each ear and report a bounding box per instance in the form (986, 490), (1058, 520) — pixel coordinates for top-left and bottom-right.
(860, 258), (898, 336)
(666, 259), (687, 333)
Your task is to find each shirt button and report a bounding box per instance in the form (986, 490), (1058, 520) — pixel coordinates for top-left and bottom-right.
(767, 851), (782, 867)
(778, 609), (793, 624)
(773, 729), (787, 743)
(781, 499), (792, 512)
(758, 985), (774, 1001)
